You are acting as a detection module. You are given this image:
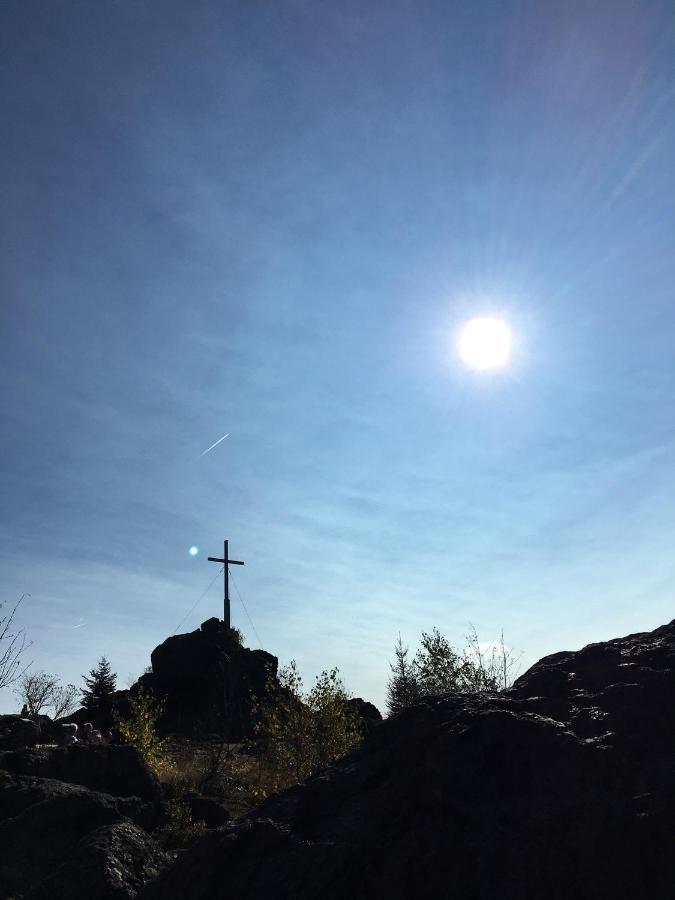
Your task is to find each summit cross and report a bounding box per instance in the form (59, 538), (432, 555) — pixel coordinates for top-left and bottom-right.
(207, 540), (245, 629)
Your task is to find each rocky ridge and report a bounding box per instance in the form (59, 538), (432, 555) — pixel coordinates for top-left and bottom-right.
(140, 619), (675, 900)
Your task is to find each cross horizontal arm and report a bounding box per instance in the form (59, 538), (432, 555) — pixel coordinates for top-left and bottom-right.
(208, 557), (245, 565)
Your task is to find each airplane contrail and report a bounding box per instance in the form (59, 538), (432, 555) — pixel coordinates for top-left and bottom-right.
(199, 432), (230, 457)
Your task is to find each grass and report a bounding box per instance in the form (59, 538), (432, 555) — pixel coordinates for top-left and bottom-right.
(158, 737), (272, 819)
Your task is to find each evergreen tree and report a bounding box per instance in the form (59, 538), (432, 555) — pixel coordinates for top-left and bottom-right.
(414, 628), (467, 697)
(81, 656), (117, 719)
(386, 634), (420, 716)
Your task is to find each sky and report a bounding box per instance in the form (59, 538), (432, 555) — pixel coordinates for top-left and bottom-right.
(1, 0), (674, 714)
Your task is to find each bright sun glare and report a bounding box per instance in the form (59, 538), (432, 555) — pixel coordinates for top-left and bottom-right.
(458, 317), (512, 370)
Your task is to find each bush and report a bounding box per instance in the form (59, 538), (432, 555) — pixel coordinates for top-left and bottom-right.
(255, 661), (361, 796)
(159, 800), (207, 849)
(117, 689), (170, 775)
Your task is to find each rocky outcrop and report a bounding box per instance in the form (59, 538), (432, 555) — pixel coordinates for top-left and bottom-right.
(0, 744), (162, 802)
(138, 618), (278, 739)
(140, 619), (675, 900)
(346, 697), (382, 735)
(0, 714), (40, 750)
(0, 771), (167, 898)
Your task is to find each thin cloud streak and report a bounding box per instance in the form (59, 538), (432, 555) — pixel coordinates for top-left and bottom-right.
(199, 432), (230, 457)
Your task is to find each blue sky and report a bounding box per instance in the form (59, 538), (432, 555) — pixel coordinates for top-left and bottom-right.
(1, 0), (674, 712)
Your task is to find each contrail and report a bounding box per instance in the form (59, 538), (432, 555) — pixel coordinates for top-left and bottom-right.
(199, 432), (230, 457)
(71, 619), (87, 629)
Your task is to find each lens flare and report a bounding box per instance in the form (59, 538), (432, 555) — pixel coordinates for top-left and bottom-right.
(189, 545), (199, 557)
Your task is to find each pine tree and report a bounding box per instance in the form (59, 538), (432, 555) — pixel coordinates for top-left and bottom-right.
(414, 628), (466, 697)
(81, 656), (117, 720)
(386, 634), (421, 716)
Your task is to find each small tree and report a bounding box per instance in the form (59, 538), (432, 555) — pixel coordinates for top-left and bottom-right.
(118, 689), (168, 773)
(386, 634), (420, 716)
(81, 657), (117, 720)
(0, 594), (32, 690)
(307, 668), (361, 772)
(15, 670), (57, 717)
(462, 627), (521, 692)
(415, 628), (468, 696)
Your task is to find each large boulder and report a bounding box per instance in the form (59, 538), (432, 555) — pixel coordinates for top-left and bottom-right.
(0, 714), (40, 750)
(0, 744), (162, 802)
(140, 618), (278, 739)
(0, 771), (146, 824)
(346, 697), (382, 735)
(26, 820), (170, 900)
(0, 771), (162, 898)
(182, 793), (232, 828)
(140, 619), (675, 900)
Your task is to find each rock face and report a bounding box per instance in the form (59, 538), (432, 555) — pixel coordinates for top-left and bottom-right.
(140, 618), (278, 739)
(140, 619), (675, 900)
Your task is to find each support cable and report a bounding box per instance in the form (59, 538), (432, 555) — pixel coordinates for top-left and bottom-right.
(172, 566), (223, 635)
(228, 566), (265, 650)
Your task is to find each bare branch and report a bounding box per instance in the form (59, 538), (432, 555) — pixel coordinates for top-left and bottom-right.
(0, 594), (33, 690)
(51, 683), (80, 719)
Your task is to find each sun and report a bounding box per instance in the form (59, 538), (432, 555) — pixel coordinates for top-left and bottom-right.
(458, 317), (512, 370)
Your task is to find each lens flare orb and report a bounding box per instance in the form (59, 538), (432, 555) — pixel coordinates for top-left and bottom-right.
(189, 545), (199, 557)
(458, 317), (512, 370)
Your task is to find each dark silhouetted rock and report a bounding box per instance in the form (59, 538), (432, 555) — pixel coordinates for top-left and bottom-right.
(0, 774), (136, 897)
(140, 620), (675, 900)
(182, 793), (232, 828)
(138, 618), (278, 739)
(0, 714), (40, 750)
(26, 820), (170, 900)
(0, 744), (162, 802)
(346, 697), (382, 735)
(0, 770), (166, 897)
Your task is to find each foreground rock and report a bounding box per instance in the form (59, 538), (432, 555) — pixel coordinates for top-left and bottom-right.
(0, 772), (167, 897)
(0, 715), (40, 750)
(0, 744), (162, 802)
(27, 821), (169, 900)
(141, 619), (675, 900)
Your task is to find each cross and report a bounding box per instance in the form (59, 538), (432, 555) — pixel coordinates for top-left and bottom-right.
(208, 540), (245, 629)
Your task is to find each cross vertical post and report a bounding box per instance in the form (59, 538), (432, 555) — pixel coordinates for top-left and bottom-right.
(208, 539), (245, 629)
(224, 540), (229, 628)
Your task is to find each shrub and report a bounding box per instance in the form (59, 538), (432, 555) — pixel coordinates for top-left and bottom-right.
(159, 800), (207, 849)
(255, 661), (361, 796)
(117, 689), (170, 775)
